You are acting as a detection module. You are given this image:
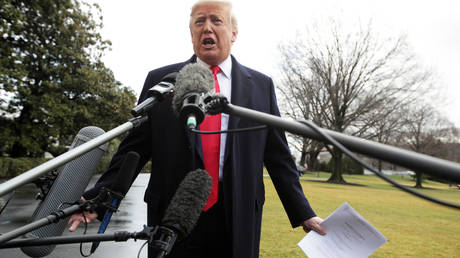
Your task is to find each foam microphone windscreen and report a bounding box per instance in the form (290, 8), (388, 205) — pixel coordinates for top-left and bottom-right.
(161, 169), (212, 238)
(21, 126), (107, 258)
(172, 63), (214, 116)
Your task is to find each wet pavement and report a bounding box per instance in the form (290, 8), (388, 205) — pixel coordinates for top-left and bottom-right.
(0, 174), (149, 257)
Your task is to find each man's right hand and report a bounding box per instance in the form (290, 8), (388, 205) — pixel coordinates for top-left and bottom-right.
(67, 197), (99, 232)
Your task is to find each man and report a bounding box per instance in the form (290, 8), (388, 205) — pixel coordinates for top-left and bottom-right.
(68, 0), (325, 257)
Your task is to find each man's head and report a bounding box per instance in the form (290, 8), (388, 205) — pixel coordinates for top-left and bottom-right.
(190, 0), (238, 66)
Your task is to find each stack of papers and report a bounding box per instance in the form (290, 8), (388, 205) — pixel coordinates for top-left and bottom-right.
(298, 202), (386, 258)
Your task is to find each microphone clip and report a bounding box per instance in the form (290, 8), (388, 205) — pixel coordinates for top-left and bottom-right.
(97, 187), (125, 212)
(33, 169), (59, 201)
(148, 81), (175, 99)
(203, 93), (228, 115)
(149, 225), (178, 258)
(180, 92), (207, 129)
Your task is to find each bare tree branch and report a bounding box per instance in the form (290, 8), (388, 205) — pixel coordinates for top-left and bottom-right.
(277, 20), (433, 183)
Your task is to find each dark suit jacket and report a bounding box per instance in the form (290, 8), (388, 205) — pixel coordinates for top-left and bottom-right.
(84, 55), (316, 258)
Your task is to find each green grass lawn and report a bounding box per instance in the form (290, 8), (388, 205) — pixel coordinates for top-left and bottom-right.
(260, 172), (460, 257)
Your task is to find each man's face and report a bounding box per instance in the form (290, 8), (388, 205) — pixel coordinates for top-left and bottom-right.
(190, 3), (237, 66)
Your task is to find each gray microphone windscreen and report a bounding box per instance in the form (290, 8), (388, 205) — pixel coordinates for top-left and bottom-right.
(161, 169), (212, 238)
(21, 126), (107, 258)
(172, 63), (214, 116)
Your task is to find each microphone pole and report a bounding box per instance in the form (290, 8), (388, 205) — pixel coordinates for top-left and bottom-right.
(0, 116), (147, 197)
(0, 225), (155, 249)
(0, 200), (92, 244)
(205, 95), (460, 183)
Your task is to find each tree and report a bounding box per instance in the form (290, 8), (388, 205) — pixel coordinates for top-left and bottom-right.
(361, 106), (408, 172)
(278, 20), (430, 183)
(400, 104), (458, 188)
(283, 131), (323, 171)
(280, 93), (324, 171)
(0, 0), (137, 157)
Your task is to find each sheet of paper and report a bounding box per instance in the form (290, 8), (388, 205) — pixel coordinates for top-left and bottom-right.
(298, 202), (386, 258)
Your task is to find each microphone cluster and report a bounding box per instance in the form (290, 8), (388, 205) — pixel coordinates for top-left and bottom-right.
(0, 64), (221, 256)
(131, 63), (228, 130)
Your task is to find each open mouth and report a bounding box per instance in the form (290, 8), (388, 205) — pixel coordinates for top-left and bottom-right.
(202, 38), (216, 47)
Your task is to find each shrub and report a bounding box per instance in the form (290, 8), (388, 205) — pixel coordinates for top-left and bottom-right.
(141, 161), (152, 173)
(326, 155), (364, 175)
(95, 138), (121, 174)
(0, 157), (48, 178)
(94, 138), (151, 174)
(315, 161), (331, 173)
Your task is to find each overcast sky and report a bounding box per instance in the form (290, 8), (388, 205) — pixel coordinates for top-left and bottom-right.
(92, 0), (460, 126)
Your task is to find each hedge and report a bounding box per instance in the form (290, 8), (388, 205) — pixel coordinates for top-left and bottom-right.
(315, 155), (364, 175)
(0, 138), (151, 179)
(0, 157), (48, 178)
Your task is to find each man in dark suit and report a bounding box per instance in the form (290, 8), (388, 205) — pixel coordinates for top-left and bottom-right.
(68, 0), (326, 257)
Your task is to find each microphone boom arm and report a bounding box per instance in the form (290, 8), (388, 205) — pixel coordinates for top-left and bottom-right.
(0, 225), (155, 249)
(216, 100), (460, 183)
(0, 200), (91, 244)
(0, 116), (148, 197)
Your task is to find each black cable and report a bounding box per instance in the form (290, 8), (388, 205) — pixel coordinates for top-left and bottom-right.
(299, 119), (460, 210)
(137, 241), (148, 258)
(79, 210), (91, 257)
(189, 125), (267, 134)
(190, 130), (196, 170)
(57, 202), (92, 256)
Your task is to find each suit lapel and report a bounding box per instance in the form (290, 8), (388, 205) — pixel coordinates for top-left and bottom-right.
(228, 55), (252, 129)
(224, 56), (252, 164)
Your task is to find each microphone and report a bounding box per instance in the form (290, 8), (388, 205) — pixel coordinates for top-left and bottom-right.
(21, 126), (107, 258)
(152, 169), (212, 257)
(131, 72), (178, 116)
(172, 63), (214, 129)
(90, 151), (140, 254)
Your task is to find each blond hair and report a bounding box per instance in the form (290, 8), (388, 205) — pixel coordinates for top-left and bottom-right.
(189, 0), (238, 31)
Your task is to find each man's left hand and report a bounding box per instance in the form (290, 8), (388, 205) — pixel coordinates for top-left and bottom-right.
(302, 216), (326, 235)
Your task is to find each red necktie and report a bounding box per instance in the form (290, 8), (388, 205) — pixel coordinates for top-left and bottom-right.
(201, 65), (221, 211)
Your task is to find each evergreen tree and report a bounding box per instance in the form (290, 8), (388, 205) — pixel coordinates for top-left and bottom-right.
(0, 0), (136, 157)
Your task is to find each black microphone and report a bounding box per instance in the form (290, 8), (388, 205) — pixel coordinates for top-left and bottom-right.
(152, 169), (212, 257)
(90, 151), (140, 254)
(131, 72), (178, 116)
(21, 126), (107, 258)
(172, 63), (214, 129)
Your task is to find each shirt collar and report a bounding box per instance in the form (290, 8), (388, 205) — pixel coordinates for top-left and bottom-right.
(196, 55), (232, 79)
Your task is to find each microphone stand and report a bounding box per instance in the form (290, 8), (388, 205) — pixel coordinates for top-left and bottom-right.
(0, 115), (148, 197)
(205, 95), (460, 182)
